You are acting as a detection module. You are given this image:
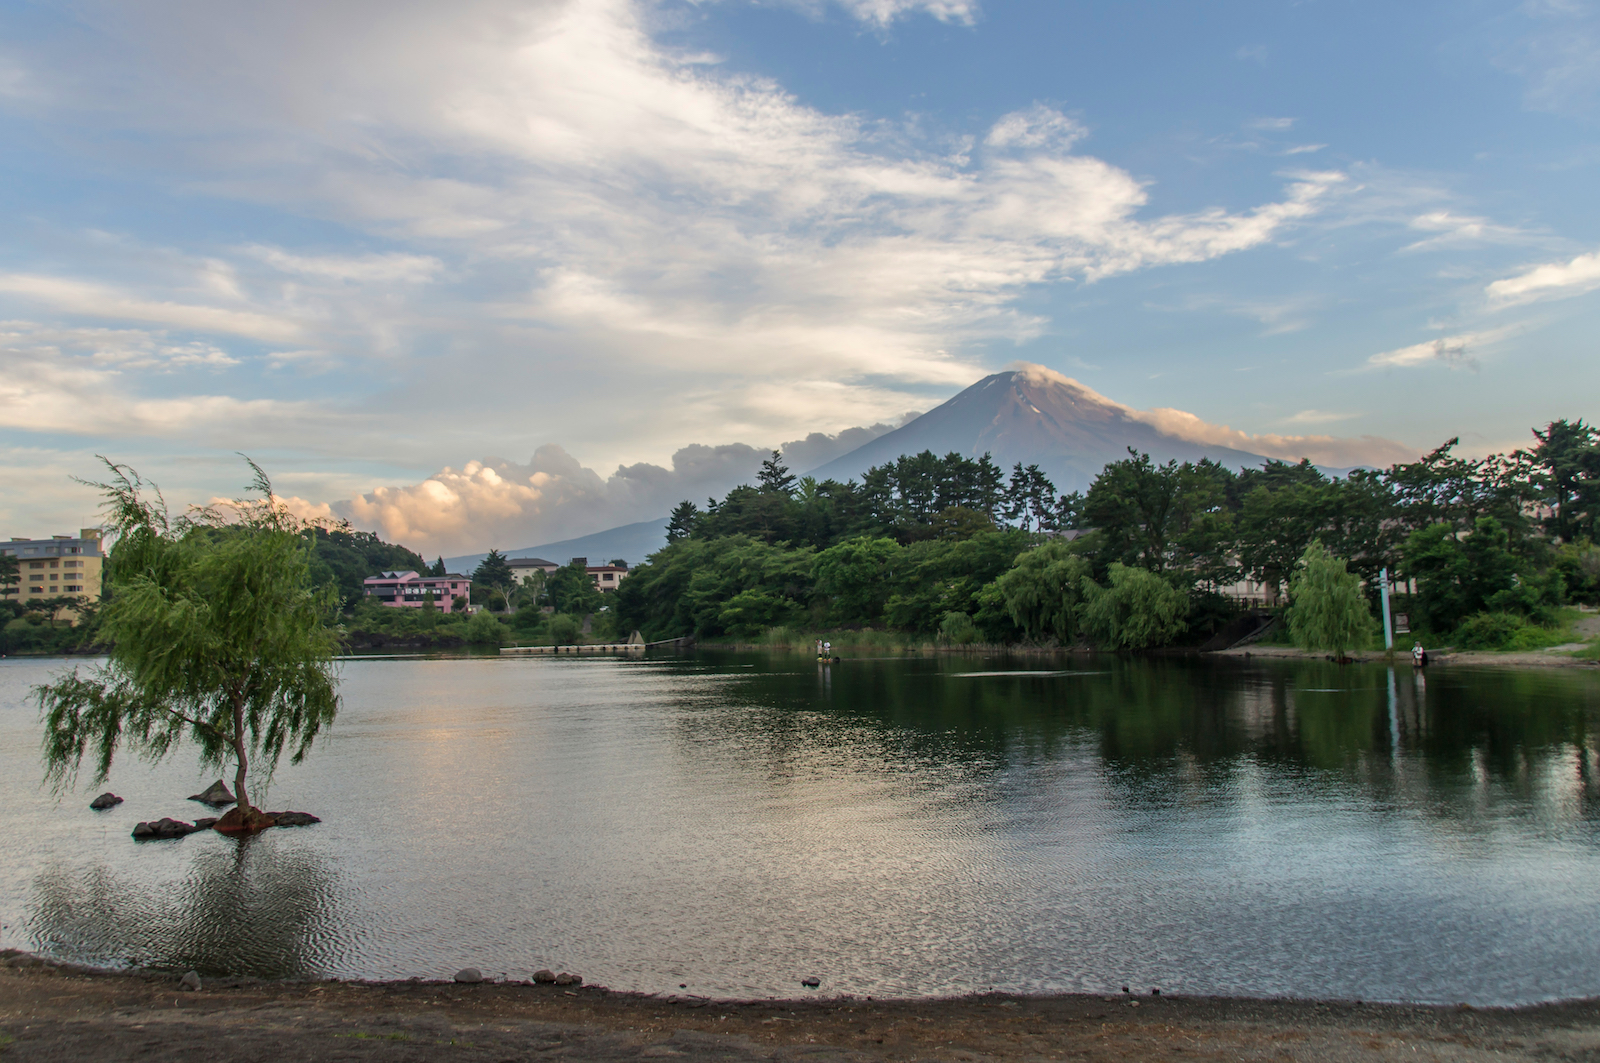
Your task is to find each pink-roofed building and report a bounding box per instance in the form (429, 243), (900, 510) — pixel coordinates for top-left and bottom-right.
(363, 570), (471, 613)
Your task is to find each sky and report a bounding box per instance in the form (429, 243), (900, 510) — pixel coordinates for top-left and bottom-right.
(1, 0), (1597, 555)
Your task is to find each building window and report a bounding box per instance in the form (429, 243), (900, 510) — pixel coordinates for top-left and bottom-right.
(29, 562), (43, 569)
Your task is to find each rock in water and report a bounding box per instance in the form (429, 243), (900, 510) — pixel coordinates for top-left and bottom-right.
(801, 977), (821, 988)
(192, 818), (218, 831)
(553, 972), (582, 986)
(454, 968), (484, 984)
(532, 970), (557, 984)
(188, 780), (236, 807)
(179, 970), (202, 992)
(265, 811), (321, 827)
(132, 818), (199, 840)
(89, 792), (123, 810)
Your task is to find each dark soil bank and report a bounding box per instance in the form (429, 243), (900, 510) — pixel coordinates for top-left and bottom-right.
(5, 953), (1600, 1062)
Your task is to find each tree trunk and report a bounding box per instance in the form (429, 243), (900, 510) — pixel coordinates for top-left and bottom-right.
(231, 693), (251, 811)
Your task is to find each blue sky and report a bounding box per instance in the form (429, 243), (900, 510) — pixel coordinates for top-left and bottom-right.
(1, 0), (1597, 554)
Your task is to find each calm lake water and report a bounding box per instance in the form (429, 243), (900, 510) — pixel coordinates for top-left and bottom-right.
(2, 651), (1599, 1005)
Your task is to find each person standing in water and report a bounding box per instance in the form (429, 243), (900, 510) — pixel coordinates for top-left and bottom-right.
(1412, 642), (1428, 666)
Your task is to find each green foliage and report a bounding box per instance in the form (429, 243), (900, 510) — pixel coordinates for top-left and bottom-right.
(666, 500), (700, 543)
(614, 416), (1596, 651)
(1403, 517), (1557, 631)
(717, 589), (800, 638)
(472, 549), (515, 611)
(991, 540), (1090, 643)
(1528, 418), (1600, 542)
(546, 613), (581, 645)
(881, 529), (1032, 633)
(1452, 611), (1524, 650)
(464, 610), (507, 646)
(1553, 540), (1600, 606)
(35, 459), (340, 810)
(938, 611), (979, 645)
(812, 536), (901, 623)
(1079, 564), (1189, 650)
(1285, 541), (1373, 659)
(546, 560), (605, 616)
(303, 526), (427, 610)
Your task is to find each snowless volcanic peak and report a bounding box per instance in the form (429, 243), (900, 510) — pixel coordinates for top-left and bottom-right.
(806, 362), (1270, 492)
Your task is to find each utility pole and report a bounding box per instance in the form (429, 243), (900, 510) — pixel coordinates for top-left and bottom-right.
(1379, 567), (1394, 654)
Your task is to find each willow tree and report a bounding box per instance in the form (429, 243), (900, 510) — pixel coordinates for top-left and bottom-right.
(1286, 540), (1373, 662)
(38, 459), (340, 830)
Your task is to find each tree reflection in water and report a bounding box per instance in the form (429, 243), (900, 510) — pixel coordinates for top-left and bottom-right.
(25, 833), (341, 978)
(682, 652), (1600, 823)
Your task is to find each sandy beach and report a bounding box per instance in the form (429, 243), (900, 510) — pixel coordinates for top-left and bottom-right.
(6, 951), (1600, 1062)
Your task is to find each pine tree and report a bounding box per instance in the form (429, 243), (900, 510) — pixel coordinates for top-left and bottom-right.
(758, 451), (796, 496)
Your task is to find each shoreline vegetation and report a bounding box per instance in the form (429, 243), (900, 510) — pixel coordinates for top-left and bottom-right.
(6, 951), (1600, 1063)
(6, 423), (1598, 666)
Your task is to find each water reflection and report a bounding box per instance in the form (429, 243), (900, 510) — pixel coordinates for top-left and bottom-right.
(26, 833), (342, 978)
(4, 652), (1600, 1003)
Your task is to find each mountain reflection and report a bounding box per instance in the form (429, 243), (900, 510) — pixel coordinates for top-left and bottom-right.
(26, 834), (341, 978)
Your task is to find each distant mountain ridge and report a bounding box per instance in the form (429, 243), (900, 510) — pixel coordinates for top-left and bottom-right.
(443, 517), (670, 575)
(455, 365), (1337, 567)
(807, 366), (1270, 492)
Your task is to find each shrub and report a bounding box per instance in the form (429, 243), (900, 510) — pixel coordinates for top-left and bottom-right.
(1079, 564), (1189, 650)
(546, 613), (581, 645)
(939, 611), (979, 645)
(1453, 611), (1570, 651)
(464, 610), (507, 646)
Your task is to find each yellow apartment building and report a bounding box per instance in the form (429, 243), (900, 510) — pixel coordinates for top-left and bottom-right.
(2, 530), (105, 618)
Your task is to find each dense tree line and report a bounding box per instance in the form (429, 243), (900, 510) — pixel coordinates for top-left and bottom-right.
(618, 419), (1600, 651)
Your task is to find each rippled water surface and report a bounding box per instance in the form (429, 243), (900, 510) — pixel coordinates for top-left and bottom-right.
(3, 652), (1600, 1004)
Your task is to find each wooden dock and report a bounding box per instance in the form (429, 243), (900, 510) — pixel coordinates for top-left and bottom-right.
(500, 634), (693, 656)
(501, 643), (644, 656)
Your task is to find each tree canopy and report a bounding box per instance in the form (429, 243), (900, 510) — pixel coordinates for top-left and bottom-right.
(36, 459), (341, 823)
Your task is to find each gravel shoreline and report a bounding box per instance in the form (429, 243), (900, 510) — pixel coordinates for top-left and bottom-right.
(5, 951), (1600, 1062)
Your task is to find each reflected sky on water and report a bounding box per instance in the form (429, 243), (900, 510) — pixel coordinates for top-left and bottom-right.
(2, 652), (1598, 1003)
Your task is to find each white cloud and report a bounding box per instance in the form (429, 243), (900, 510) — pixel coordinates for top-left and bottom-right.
(829, 0), (980, 26)
(1281, 409), (1352, 425)
(0, 320), (318, 438)
(0, 274), (301, 342)
(1401, 210), (1534, 253)
(329, 423), (899, 554)
(1485, 249), (1600, 306)
(1364, 328), (1515, 370)
(246, 246), (444, 284)
(0, 0), (1340, 444)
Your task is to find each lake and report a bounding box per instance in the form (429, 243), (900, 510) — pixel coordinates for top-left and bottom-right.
(2, 651), (1598, 1005)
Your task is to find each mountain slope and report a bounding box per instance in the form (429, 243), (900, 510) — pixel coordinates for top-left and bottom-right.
(807, 366), (1269, 491)
(443, 517), (671, 575)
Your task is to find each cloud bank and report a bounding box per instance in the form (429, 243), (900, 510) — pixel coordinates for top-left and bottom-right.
(0, 0), (1346, 469)
(318, 422), (907, 554)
